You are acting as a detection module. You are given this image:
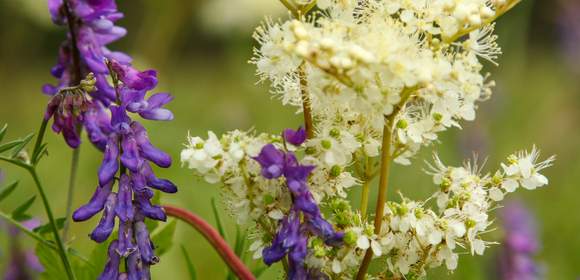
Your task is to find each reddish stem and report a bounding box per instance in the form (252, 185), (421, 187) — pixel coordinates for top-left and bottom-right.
(163, 205), (256, 280)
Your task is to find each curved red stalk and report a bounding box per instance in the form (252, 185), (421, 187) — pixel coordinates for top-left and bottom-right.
(163, 205), (256, 280)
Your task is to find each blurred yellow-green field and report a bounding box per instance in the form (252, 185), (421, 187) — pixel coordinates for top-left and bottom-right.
(0, 0), (579, 279)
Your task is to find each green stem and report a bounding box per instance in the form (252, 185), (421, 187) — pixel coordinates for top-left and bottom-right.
(29, 168), (77, 280)
(279, 0), (299, 18)
(0, 211), (57, 250)
(62, 137), (81, 241)
(355, 88), (415, 280)
(0, 210), (93, 267)
(299, 63), (314, 139)
(360, 180), (371, 219)
(443, 0), (522, 43)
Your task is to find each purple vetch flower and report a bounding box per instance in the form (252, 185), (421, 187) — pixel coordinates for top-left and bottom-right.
(497, 201), (543, 280)
(254, 140), (343, 279)
(44, 73), (96, 148)
(283, 127), (307, 146)
(253, 144), (286, 179)
(47, 1), (177, 278)
(44, 0), (163, 149)
(72, 181), (113, 221)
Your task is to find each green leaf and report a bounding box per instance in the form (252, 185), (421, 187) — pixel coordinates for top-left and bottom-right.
(0, 124), (7, 142)
(32, 143), (49, 164)
(10, 133), (34, 158)
(368, 255), (389, 275)
(180, 245), (197, 280)
(36, 241), (97, 280)
(0, 181), (18, 202)
(34, 217), (66, 234)
(0, 140), (24, 154)
(12, 196), (36, 221)
(36, 241), (66, 280)
(151, 220), (177, 256)
(211, 198), (227, 241)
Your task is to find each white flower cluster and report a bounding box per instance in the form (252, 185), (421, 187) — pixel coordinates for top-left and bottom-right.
(252, 0), (506, 164)
(304, 148), (553, 278)
(181, 130), (291, 224)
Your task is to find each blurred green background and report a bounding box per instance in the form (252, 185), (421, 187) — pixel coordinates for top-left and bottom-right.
(0, 0), (578, 279)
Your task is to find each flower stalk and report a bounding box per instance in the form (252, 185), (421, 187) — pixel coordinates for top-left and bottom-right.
(356, 89), (415, 279)
(299, 63), (314, 139)
(60, 0), (84, 241)
(163, 205), (255, 280)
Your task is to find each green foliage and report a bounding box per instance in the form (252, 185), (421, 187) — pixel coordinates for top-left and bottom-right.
(36, 242), (98, 280)
(10, 132), (34, 158)
(34, 217), (66, 234)
(180, 245), (198, 280)
(11, 195), (36, 221)
(152, 219), (178, 256)
(0, 181), (18, 202)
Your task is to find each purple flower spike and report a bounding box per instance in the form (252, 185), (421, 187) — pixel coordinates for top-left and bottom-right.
(135, 215), (159, 265)
(51, 1), (177, 276)
(254, 144), (286, 179)
(73, 181), (114, 221)
(115, 175), (134, 222)
(255, 138), (343, 277)
(90, 193), (117, 243)
(98, 240), (121, 280)
(283, 127), (307, 146)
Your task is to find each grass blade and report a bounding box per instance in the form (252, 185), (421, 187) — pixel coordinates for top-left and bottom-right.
(180, 245), (197, 280)
(210, 198), (227, 241)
